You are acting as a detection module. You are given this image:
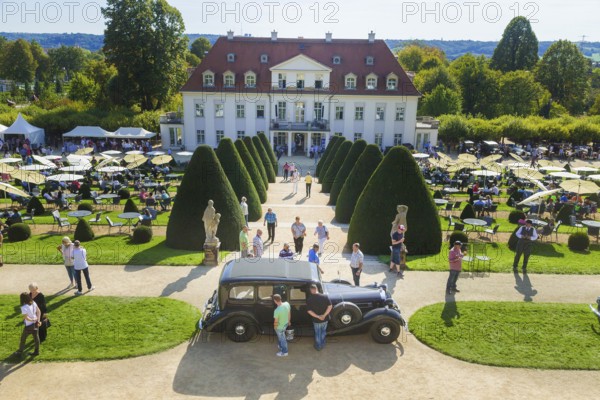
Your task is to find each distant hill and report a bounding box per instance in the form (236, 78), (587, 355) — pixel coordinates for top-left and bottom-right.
(2, 32), (599, 61)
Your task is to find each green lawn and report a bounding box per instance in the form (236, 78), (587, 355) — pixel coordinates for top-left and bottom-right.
(2, 234), (227, 266)
(1, 295), (200, 362)
(379, 242), (600, 274)
(409, 301), (600, 370)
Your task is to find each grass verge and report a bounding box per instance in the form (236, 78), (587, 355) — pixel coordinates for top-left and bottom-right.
(409, 301), (600, 370)
(1, 295), (200, 362)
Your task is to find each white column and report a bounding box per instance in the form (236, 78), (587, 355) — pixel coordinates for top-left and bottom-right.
(269, 131), (274, 150)
(287, 132), (292, 156)
(306, 132), (311, 157)
(325, 132), (330, 147)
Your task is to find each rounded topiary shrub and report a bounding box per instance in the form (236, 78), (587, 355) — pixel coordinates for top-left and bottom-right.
(508, 210), (526, 224)
(118, 188), (131, 200)
(74, 219), (95, 242)
(123, 198), (139, 213)
(132, 225), (153, 244)
(449, 231), (468, 245)
(26, 196), (45, 215)
(77, 203), (94, 212)
(7, 223), (31, 242)
(568, 232), (589, 252)
(556, 203), (574, 225)
(460, 203), (476, 220)
(433, 190), (443, 199)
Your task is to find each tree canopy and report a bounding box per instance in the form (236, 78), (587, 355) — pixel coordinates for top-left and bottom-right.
(450, 54), (500, 118)
(491, 16), (539, 72)
(190, 37), (211, 60)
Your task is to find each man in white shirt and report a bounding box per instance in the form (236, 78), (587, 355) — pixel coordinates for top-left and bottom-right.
(350, 243), (364, 286)
(72, 240), (95, 295)
(253, 229), (264, 258)
(513, 220), (538, 273)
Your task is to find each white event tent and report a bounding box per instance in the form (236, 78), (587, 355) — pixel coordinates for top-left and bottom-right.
(63, 126), (111, 138)
(1, 113), (45, 145)
(110, 127), (156, 139)
(62, 126), (156, 140)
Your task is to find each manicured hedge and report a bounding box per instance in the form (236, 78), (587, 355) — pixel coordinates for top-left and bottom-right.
(329, 140), (367, 205)
(7, 223), (31, 242)
(118, 188), (130, 200)
(568, 232), (590, 251)
(252, 136), (276, 183)
(234, 139), (267, 203)
(449, 231), (468, 244)
(123, 198), (139, 213)
(74, 219), (95, 242)
(257, 132), (278, 175)
(243, 136), (268, 189)
(77, 203), (94, 212)
(316, 136), (340, 178)
(318, 137), (344, 183)
(460, 204), (476, 220)
(321, 140), (352, 193)
(132, 226), (153, 244)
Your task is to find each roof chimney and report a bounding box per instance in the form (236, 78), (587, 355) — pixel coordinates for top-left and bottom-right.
(271, 30), (278, 41)
(227, 30), (234, 40)
(325, 32), (332, 43)
(368, 31), (375, 43)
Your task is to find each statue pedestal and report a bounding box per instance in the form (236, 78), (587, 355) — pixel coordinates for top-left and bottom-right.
(203, 242), (221, 266)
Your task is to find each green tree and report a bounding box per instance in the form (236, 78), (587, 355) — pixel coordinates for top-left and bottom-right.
(498, 70), (547, 116)
(315, 136), (340, 178)
(47, 45), (87, 80)
(419, 85), (462, 116)
(335, 145), (382, 223)
(234, 139), (267, 203)
(500, 118), (537, 142)
(318, 137), (344, 183)
(329, 140), (367, 205)
(68, 73), (99, 104)
(1, 39), (37, 83)
(569, 121), (600, 144)
(30, 40), (52, 83)
(243, 136), (268, 188)
(185, 51), (201, 67)
(490, 16), (539, 72)
(438, 115), (471, 145)
(590, 94), (600, 115)
(190, 37), (211, 60)
(257, 132), (278, 176)
(450, 54), (500, 118)
(252, 136), (276, 183)
(347, 146), (442, 255)
(397, 44), (447, 72)
(102, 0), (188, 110)
(322, 140), (352, 193)
(413, 65), (457, 94)
(535, 40), (591, 114)
(216, 138), (262, 221)
(166, 145), (244, 250)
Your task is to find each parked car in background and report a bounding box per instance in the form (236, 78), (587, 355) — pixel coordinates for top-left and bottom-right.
(199, 259), (407, 344)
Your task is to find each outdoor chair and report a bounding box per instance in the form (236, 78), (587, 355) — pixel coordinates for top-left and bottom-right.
(52, 210), (71, 232)
(111, 196), (121, 210)
(21, 211), (35, 225)
(551, 220), (562, 242)
(93, 197), (104, 209)
(452, 201), (462, 215)
(447, 216), (456, 231)
(453, 223), (465, 232)
(483, 224), (499, 242)
(443, 203), (454, 215)
(588, 227), (599, 244)
(106, 216), (124, 235)
(89, 212), (102, 224)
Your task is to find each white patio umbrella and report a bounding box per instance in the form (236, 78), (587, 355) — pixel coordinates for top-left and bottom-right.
(458, 153), (477, 163)
(32, 155), (57, 168)
(125, 150), (144, 155)
(176, 151), (194, 156)
(529, 179), (548, 191)
(10, 170), (46, 185)
(97, 166), (127, 173)
(0, 163), (16, 174)
(96, 157), (120, 169)
(572, 166), (599, 173)
(151, 155), (173, 165)
(0, 182), (31, 198)
(550, 171), (581, 179)
(127, 158), (148, 169)
(101, 150), (122, 156)
(46, 174), (85, 182)
(20, 164), (53, 171)
(447, 162), (478, 173)
(517, 189), (562, 206)
(123, 154), (146, 163)
(75, 147), (94, 155)
(509, 153), (526, 163)
(480, 162), (503, 173)
(559, 179), (599, 195)
(588, 174), (600, 181)
(412, 153), (430, 159)
(481, 154), (502, 163)
(507, 162), (530, 169)
(471, 170), (497, 177)
(147, 150), (166, 156)
(0, 158), (23, 163)
(538, 166), (566, 172)
(511, 168), (544, 180)
(537, 159), (560, 168)
(43, 155), (63, 161)
(60, 165), (91, 172)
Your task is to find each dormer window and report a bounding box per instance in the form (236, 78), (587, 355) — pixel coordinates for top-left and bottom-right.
(366, 73), (378, 90)
(223, 71), (235, 88)
(202, 71), (214, 87)
(366, 56), (374, 65)
(260, 54), (269, 63)
(244, 71), (256, 88)
(333, 55), (341, 65)
(345, 73), (357, 90)
(227, 53), (236, 62)
(386, 74), (398, 90)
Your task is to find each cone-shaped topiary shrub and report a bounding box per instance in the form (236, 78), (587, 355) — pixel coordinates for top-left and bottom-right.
(508, 210), (526, 224)
(322, 140), (352, 193)
(166, 145), (245, 251)
(568, 232), (589, 251)
(216, 138), (262, 221)
(252, 136), (276, 183)
(329, 140), (367, 205)
(235, 139), (267, 203)
(243, 136), (268, 189)
(258, 132), (278, 175)
(316, 136), (340, 178)
(556, 203), (574, 225)
(132, 226), (153, 244)
(118, 188), (130, 200)
(347, 146), (442, 255)
(123, 198), (139, 213)
(74, 219), (95, 242)
(7, 223), (31, 242)
(460, 203), (476, 220)
(335, 145), (383, 223)
(433, 190), (443, 199)
(318, 137), (344, 183)
(77, 203), (94, 212)
(449, 231), (468, 245)
(27, 196), (45, 215)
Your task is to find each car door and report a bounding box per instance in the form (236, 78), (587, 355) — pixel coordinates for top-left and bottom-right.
(255, 284), (287, 331)
(288, 284), (311, 329)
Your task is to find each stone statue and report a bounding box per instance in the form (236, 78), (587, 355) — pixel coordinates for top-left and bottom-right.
(203, 200), (216, 241)
(391, 205), (408, 237)
(207, 213), (221, 243)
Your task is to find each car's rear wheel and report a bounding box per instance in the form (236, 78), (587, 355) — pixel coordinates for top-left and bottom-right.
(370, 318), (401, 344)
(226, 317), (257, 342)
(331, 303), (362, 329)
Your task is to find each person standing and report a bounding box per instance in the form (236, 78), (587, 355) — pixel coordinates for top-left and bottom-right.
(253, 229), (264, 258)
(73, 240), (94, 295)
(308, 243), (325, 274)
(513, 219), (538, 273)
(283, 162), (289, 182)
(57, 236), (75, 287)
(305, 172), (313, 198)
(390, 225), (406, 277)
(240, 197), (249, 227)
(314, 220), (329, 256)
(273, 294), (291, 357)
(15, 292), (41, 357)
(291, 168), (299, 195)
(28, 283), (48, 343)
(263, 208), (278, 244)
(446, 241), (466, 295)
(306, 284), (332, 351)
(350, 243), (364, 286)
(239, 226), (251, 258)
(291, 216), (307, 255)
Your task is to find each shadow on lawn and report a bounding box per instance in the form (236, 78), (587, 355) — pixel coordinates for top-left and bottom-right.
(513, 272), (538, 302)
(441, 294), (460, 327)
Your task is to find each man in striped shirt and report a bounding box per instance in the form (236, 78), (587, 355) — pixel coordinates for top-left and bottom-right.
(253, 229), (264, 258)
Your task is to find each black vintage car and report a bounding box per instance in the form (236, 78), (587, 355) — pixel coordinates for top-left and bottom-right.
(199, 259), (407, 344)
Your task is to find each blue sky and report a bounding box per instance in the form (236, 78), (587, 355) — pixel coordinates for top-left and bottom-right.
(0, 0), (597, 41)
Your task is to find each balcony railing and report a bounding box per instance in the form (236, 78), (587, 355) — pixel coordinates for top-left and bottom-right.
(160, 112), (183, 124)
(270, 119), (330, 132)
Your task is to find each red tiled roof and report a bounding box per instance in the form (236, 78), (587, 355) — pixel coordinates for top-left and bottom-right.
(181, 36), (421, 97)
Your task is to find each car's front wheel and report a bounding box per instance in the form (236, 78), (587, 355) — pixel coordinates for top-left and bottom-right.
(226, 317), (257, 342)
(369, 318), (401, 344)
(331, 303), (362, 329)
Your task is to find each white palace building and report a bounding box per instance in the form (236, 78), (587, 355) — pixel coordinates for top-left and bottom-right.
(160, 31), (438, 156)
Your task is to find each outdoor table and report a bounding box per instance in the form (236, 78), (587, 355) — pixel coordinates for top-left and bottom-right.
(529, 219), (548, 227)
(143, 182), (159, 189)
(118, 212), (141, 232)
(582, 220), (600, 228)
(165, 174), (181, 181)
(97, 193), (121, 209)
(463, 218), (488, 235)
(67, 210), (92, 220)
(443, 188), (459, 194)
(434, 199), (448, 206)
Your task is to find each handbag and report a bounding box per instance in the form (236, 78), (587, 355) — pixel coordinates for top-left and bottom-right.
(42, 313), (51, 328)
